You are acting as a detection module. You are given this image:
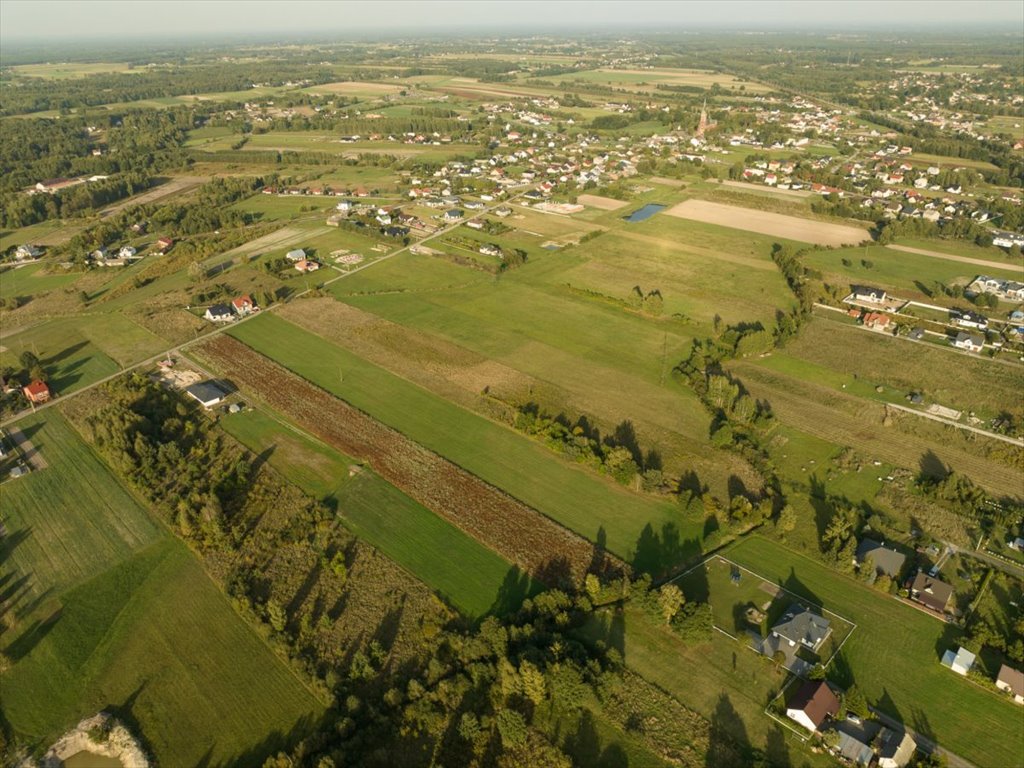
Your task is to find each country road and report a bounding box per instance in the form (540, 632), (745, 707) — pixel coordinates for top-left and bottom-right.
(0, 186), (538, 429)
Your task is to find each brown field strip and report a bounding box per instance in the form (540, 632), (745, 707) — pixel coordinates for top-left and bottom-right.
(197, 335), (623, 584)
(578, 194), (629, 210)
(101, 176), (207, 217)
(665, 199), (869, 247)
(733, 363), (1023, 499)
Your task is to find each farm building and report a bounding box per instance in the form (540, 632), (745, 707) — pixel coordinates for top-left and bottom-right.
(952, 332), (984, 353)
(185, 381), (227, 409)
(770, 605), (832, 653)
(856, 539), (906, 578)
(23, 380), (51, 404)
(996, 664), (1024, 704)
(941, 646), (976, 676)
(295, 259), (320, 273)
(204, 304), (235, 323)
(286, 248), (307, 262)
(851, 285), (887, 303)
(785, 680), (839, 733)
(910, 572), (954, 614)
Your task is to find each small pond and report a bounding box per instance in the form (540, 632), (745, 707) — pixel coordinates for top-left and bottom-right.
(623, 203), (666, 223)
(62, 752), (125, 768)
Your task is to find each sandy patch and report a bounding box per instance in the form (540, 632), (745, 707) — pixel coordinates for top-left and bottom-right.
(578, 194), (628, 211)
(648, 176), (686, 188)
(665, 199), (869, 247)
(720, 180), (812, 199)
(304, 81), (405, 95)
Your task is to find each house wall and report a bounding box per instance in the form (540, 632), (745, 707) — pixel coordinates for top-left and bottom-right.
(785, 708), (817, 732)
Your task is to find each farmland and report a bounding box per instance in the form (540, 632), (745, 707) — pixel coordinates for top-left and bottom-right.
(223, 311), (710, 567)
(665, 199), (870, 247)
(219, 406), (532, 617)
(196, 332), (623, 583)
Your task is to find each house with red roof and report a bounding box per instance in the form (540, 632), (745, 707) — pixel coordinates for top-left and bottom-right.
(23, 380), (51, 405)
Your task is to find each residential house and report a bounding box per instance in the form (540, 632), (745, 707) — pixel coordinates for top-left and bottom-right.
(856, 539), (906, 579)
(479, 243), (502, 258)
(22, 380), (51, 405)
(231, 295), (258, 316)
(908, 328), (925, 341)
(876, 727), (916, 768)
(156, 237), (174, 253)
(185, 381), (226, 409)
(953, 309), (988, 330)
(785, 680), (840, 733)
(911, 572), (955, 614)
(952, 332), (984, 353)
(14, 244), (42, 260)
(285, 248), (307, 262)
(996, 664), (1024, 704)
(771, 605), (832, 653)
(941, 646), (976, 676)
(443, 209), (465, 223)
(851, 285), (887, 303)
(836, 730), (874, 766)
(863, 312), (891, 331)
(118, 245), (138, 260)
(295, 259), (320, 273)
(10, 465), (29, 479)
(466, 220), (485, 230)
(494, 206), (513, 217)
(204, 304), (235, 323)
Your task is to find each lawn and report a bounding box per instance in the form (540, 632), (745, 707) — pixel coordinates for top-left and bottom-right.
(227, 313), (700, 569)
(0, 262), (82, 302)
(220, 407), (530, 618)
(0, 412), (160, 602)
(1, 538), (324, 766)
(722, 536), (1024, 768)
(0, 321), (121, 395)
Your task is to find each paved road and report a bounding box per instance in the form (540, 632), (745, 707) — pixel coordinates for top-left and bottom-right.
(887, 244), (1023, 273)
(7, 425), (48, 469)
(0, 187), (537, 429)
(885, 402), (1024, 447)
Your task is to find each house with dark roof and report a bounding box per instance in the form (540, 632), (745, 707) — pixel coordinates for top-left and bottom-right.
(785, 680), (839, 732)
(204, 304), (235, 323)
(910, 572), (954, 614)
(996, 664), (1024, 704)
(952, 331), (984, 353)
(836, 730), (874, 766)
(185, 381), (226, 409)
(771, 605), (832, 653)
(851, 285), (887, 303)
(856, 539), (906, 579)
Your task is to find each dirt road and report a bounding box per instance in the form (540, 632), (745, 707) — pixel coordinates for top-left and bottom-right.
(887, 244), (1023, 274)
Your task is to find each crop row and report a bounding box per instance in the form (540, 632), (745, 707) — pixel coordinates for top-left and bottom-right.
(198, 335), (625, 585)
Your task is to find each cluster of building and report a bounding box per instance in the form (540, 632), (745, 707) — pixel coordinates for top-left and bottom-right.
(204, 294), (260, 323)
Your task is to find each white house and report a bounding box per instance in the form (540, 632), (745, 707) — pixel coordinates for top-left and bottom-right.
(851, 285), (887, 304)
(785, 680), (839, 733)
(14, 244), (42, 260)
(118, 245), (138, 259)
(952, 331), (984, 353)
(996, 664), (1024, 704)
(204, 304), (235, 323)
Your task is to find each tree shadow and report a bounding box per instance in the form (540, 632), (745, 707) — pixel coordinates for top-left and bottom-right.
(706, 693), (749, 768)
(487, 566), (535, 617)
(909, 706), (936, 744)
(563, 708), (629, 768)
(808, 475), (833, 552)
(41, 340), (89, 367)
(630, 522), (699, 578)
(764, 725), (791, 767)
(609, 420), (643, 466)
(4, 605), (61, 663)
(918, 450), (949, 483)
(535, 555), (574, 591)
(875, 687), (903, 725)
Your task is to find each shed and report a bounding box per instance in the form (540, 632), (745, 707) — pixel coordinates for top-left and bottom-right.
(185, 381), (226, 408)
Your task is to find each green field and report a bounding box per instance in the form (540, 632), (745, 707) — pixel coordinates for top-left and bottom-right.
(8, 62), (139, 79)
(723, 536), (1024, 768)
(1, 539), (324, 766)
(0, 412), (160, 600)
(227, 313), (699, 568)
(220, 407), (531, 617)
(0, 262), (82, 301)
(0, 412), (324, 764)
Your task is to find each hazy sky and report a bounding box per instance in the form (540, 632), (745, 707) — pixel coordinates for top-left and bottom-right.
(3, 0), (1023, 42)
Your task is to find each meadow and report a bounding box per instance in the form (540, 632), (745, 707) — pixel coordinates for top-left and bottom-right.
(225, 313), (700, 568)
(1, 539), (324, 766)
(722, 536), (1024, 768)
(220, 407), (530, 618)
(0, 262), (82, 302)
(0, 411), (323, 765)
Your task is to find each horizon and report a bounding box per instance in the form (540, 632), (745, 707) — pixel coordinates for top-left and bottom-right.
(3, 0), (1024, 47)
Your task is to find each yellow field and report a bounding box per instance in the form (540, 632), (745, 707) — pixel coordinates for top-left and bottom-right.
(665, 199), (870, 246)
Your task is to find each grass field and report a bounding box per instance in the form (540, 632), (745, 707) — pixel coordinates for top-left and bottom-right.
(8, 62), (139, 79)
(0, 321), (121, 395)
(226, 313), (700, 568)
(220, 407), (530, 618)
(1, 538), (324, 766)
(722, 536), (1024, 768)
(544, 67), (774, 94)
(0, 262), (82, 301)
(0, 220), (86, 251)
(0, 412), (159, 602)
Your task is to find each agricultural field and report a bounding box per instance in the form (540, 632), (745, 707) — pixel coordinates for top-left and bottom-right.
(221, 312), (710, 569)
(1, 538), (325, 766)
(665, 199), (870, 247)
(219, 406), (532, 617)
(543, 67), (774, 94)
(196, 332), (622, 583)
(301, 80), (408, 97)
(722, 536), (1024, 768)
(7, 61), (139, 79)
(0, 262), (81, 302)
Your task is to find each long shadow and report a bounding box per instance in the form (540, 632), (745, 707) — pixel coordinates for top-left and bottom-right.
(875, 687), (904, 725)
(706, 693), (749, 768)
(778, 567), (825, 612)
(932, 622), (962, 663)
(918, 450), (949, 482)
(41, 340), (90, 367)
(631, 523), (700, 579)
(808, 475), (832, 551)
(487, 566), (534, 618)
(103, 681), (151, 758)
(909, 706), (936, 744)
(764, 725), (791, 767)
(218, 710), (328, 768)
(563, 708), (629, 768)
(4, 606), (61, 663)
